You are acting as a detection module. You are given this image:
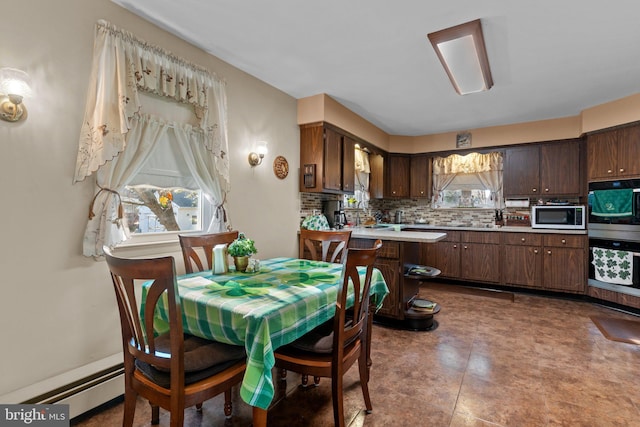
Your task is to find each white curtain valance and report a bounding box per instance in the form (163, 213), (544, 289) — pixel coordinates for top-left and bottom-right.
(432, 152), (503, 175)
(73, 19), (229, 189)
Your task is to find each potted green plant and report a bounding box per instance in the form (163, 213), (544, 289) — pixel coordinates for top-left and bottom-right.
(227, 232), (258, 272)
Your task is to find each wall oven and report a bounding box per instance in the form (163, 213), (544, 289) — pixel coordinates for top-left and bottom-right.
(588, 179), (640, 295)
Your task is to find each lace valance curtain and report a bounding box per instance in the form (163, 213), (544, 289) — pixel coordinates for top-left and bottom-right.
(74, 20), (230, 257)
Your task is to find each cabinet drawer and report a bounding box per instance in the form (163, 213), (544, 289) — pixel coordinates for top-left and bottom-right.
(461, 231), (500, 244)
(503, 233), (543, 246)
(430, 230), (460, 242)
(543, 234), (585, 248)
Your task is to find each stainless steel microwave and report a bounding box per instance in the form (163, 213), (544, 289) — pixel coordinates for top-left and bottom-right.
(531, 205), (586, 230)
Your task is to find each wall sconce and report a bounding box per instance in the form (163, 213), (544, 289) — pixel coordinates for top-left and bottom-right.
(427, 19), (493, 95)
(0, 68), (32, 123)
(248, 141), (268, 166)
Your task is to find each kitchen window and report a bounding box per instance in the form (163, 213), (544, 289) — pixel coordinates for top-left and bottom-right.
(432, 151), (504, 209)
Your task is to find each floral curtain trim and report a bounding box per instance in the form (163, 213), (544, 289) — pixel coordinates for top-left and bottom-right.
(433, 151), (503, 175)
(73, 19), (229, 188)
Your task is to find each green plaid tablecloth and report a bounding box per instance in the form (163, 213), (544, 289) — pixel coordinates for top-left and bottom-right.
(144, 257), (388, 410)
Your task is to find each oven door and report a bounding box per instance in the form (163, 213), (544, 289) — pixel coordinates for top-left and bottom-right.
(588, 179), (640, 230)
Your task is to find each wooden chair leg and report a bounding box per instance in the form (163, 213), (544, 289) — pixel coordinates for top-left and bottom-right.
(358, 350), (373, 413)
(301, 374), (309, 387)
(123, 390), (137, 427)
(314, 376), (321, 386)
(224, 389), (233, 418)
(332, 374), (346, 427)
(196, 402), (203, 412)
(279, 368), (288, 395)
(150, 403), (160, 425)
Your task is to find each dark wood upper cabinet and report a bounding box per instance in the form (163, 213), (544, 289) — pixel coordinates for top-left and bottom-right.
(369, 153), (384, 199)
(504, 145), (540, 197)
(299, 122), (354, 194)
(588, 124), (640, 180)
(504, 140), (582, 198)
(410, 155), (431, 198)
(385, 154), (411, 198)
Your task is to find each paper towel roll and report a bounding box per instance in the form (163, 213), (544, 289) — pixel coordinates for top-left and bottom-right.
(212, 244), (229, 274)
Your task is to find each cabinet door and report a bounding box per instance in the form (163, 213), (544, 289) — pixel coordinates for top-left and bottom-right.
(502, 245), (542, 288)
(543, 247), (585, 293)
(504, 145), (540, 197)
(410, 155), (431, 198)
(323, 128), (343, 191)
(540, 141), (581, 196)
(373, 258), (400, 318)
(587, 131), (617, 180)
(386, 155), (411, 198)
(342, 136), (355, 193)
(461, 243), (500, 283)
(432, 241), (460, 279)
(369, 153), (384, 199)
(617, 125), (640, 178)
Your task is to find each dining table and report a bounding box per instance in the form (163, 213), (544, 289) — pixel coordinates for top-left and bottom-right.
(143, 256), (389, 426)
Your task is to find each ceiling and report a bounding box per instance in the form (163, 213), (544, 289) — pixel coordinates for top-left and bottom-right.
(112, 0), (640, 136)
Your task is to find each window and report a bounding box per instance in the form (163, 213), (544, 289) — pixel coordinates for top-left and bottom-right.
(432, 152), (503, 209)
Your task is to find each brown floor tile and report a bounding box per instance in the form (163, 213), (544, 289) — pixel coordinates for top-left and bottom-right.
(72, 284), (640, 426)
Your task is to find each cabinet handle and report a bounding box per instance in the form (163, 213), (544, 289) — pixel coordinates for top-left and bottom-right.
(521, 237), (526, 242)
(453, 244), (457, 249)
(620, 168), (625, 173)
(463, 245), (468, 250)
(532, 188), (537, 192)
(547, 250), (552, 255)
(561, 239), (566, 244)
(607, 169), (613, 174)
(534, 249), (538, 254)
(420, 191), (424, 195)
(545, 188), (549, 192)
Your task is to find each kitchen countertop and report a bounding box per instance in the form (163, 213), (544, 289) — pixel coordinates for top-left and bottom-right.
(348, 223), (587, 240)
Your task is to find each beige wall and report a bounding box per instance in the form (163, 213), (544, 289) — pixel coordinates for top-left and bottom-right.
(298, 92), (640, 153)
(1, 0), (299, 398)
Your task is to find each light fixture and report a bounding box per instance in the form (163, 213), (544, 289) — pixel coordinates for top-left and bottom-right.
(428, 19), (493, 95)
(0, 68), (32, 122)
(248, 141), (268, 166)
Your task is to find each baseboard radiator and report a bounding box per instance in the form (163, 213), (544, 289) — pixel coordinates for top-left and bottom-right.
(0, 354), (124, 419)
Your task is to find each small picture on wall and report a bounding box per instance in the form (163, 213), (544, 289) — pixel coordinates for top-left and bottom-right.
(456, 132), (472, 148)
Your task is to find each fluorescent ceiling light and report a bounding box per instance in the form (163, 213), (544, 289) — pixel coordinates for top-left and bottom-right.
(428, 19), (493, 95)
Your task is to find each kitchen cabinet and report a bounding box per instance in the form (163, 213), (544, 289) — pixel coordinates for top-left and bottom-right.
(385, 154), (411, 198)
(542, 234), (586, 293)
(587, 124), (640, 180)
(460, 232), (501, 283)
(350, 238), (402, 319)
(410, 155), (431, 198)
(423, 231), (500, 283)
(504, 140), (582, 198)
(299, 122), (354, 194)
(502, 233), (544, 289)
(369, 153), (384, 199)
(502, 232), (585, 294)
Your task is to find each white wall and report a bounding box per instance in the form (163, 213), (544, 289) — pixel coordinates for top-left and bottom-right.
(0, 0), (300, 398)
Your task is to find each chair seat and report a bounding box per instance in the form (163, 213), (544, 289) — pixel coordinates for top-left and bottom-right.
(287, 318), (356, 354)
(136, 334), (246, 388)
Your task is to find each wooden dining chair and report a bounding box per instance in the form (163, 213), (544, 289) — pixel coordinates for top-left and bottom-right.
(103, 247), (246, 427)
(299, 229), (352, 263)
(275, 239), (383, 427)
(179, 230), (239, 274)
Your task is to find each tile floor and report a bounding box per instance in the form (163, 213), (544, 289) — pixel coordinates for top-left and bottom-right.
(71, 283), (640, 426)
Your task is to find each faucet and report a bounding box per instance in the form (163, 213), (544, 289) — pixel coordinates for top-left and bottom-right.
(355, 211), (361, 226)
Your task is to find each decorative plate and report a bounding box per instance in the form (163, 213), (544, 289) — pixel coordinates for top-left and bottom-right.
(273, 155), (289, 179)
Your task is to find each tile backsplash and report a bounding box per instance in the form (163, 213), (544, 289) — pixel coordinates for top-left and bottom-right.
(300, 193), (500, 227)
